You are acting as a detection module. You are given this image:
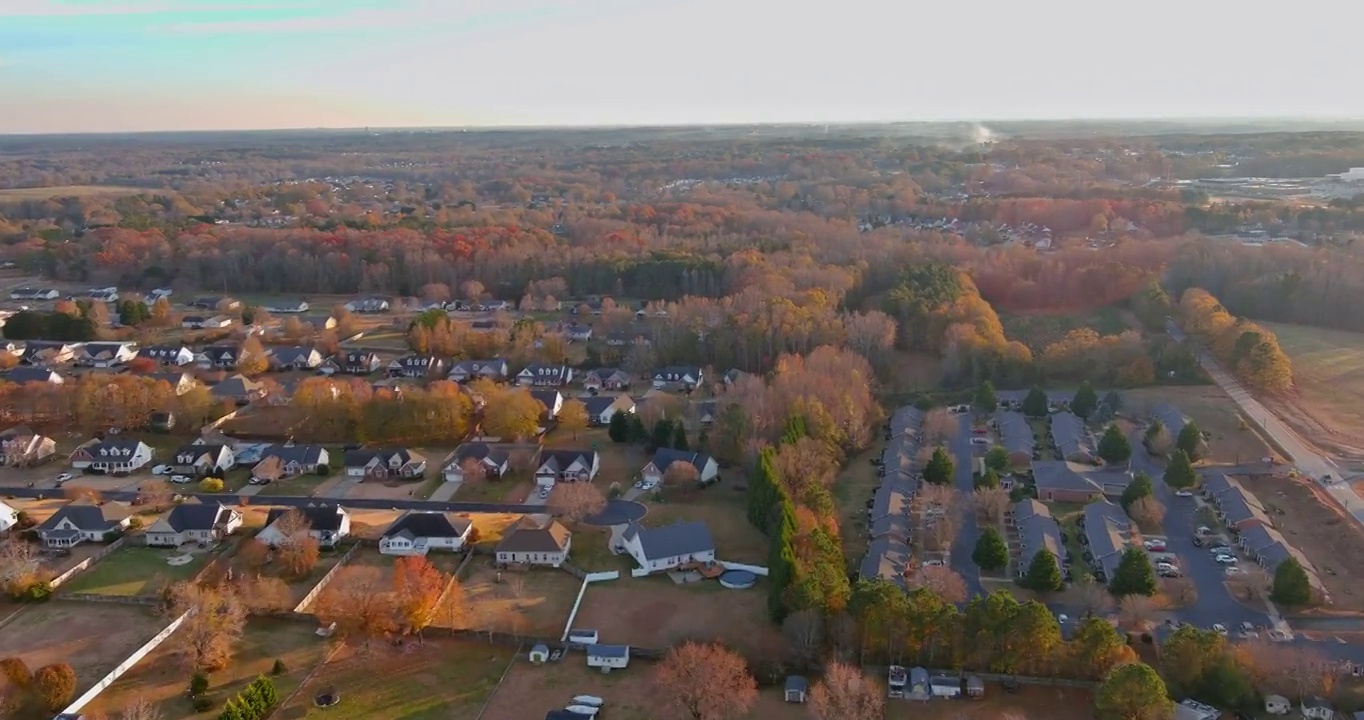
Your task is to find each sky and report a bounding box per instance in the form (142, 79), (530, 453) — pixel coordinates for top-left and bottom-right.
(0, 0), (1359, 133)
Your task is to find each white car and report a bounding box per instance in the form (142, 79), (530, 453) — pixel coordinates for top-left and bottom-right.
(970, 437), (990, 445)
(539, 488), (550, 499)
(1239, 622), (1259, 638)
(1212, 623), (1228, 636)
(1224, 566), (1242, 576)
(923, 559), (945, 567)
(151, 464), (171, 475)
(170, 475), (192, 484)
(1174, 489), (1193, 498)
(1214, 554), (1238, 565)
(55, 472), (73, 483)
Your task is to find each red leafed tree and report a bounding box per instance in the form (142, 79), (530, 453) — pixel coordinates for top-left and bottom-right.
(126, 356), (158, 374)
(393, 555), (449, 642)
(810, 660), (884, 720)
(654, 642), (757, 720)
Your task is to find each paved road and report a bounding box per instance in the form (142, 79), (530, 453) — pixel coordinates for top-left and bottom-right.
(949, 414), (986, 599)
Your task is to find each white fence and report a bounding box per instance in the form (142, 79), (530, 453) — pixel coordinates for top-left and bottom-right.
(56, 610), (192, 718)
(292, 543), (360, 612)
(49, 536), (128, 589)
(718, 561), (769, 576)
(560, 571), (619, 641)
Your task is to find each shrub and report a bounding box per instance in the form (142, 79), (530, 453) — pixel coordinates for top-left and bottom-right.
(128, 516), (144, 530)
(271, 659), (286, 676)
(190, 670), (210, 696)
(19, 580), (52, 603)
(193, 696), (215, 712)
(32, 662), (77, 712)
(199, 477), (225, 493)
(0, 657), (32, 688)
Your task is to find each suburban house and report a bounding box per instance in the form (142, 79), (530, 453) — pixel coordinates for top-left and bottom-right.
(201, 344), (245, 370)
(1080, 500), (1134, 582)
(494, 517), (572, 567)
(533, 450), (600, 488)
(144, 502), (243, 547)
(35, 504), (131, 547)
(0, 500), (17, 534)
(1152, 403), (1187, 438)
(253, 444), (330, 478)
(3, 367), (65, 385)
(618, 520), (715, 572)
(1049, 412), (1095, 463)
(1201, 473), (1273, 531)
(1032, 460), (1133, 502)
(581, 367), (632, 392)
(442, 442), (530, 482)
(9, 287), (59, 300)
(76, 342), (138, 368)
(994, 411), (1035, 467)
(651, 365), (703, 390)
(69, 438), (154, 473)
(268, 346), (324, 371)
(530, 389), (564, 419)
(19, 341), (78, 366)
(172, 443), (236, 476)
(583, 394), (634, 426)
(386, 354), (448, 379)
(343, 448), (427, 481)
(1302, 697), (1335, 720)
(84, 287), (120, 303)
(448, 359), (510, 383)
(344, 297), (389, 313)
(189, 296), (240, 311)
(517, 363), (575, 387)
(210, 374), (267, 405)
(336, 351), (382, 375)
(586, 645), (630, 672)
(257, 505), (351, 548)
(181, 315), (234, 330)
(1011, 499), (1066, 577)
(0, 425), (57, 467)
(138, 344), (196, 366)
(563, 323), (593, 342)
(641, 448), (719, 485)
(858, 536), (911, 589)
(262, 299), (309, 314)
(695, 400), (718, 426)
(379, 511), (473, 556)
(143, 371), (199, 396)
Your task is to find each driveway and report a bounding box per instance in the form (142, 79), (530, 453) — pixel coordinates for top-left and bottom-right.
(949, 414), (986, 598)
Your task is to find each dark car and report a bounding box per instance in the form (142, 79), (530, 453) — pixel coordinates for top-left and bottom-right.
(1191, 536), (1204, 547)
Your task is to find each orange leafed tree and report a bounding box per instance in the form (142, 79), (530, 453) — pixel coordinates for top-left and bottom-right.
(810, 660), (884, 720)
(393, 555), (449, 642)
(546, 482), (607, 524)
(654, 642), (757, 720)
(315, 566), (397, 650)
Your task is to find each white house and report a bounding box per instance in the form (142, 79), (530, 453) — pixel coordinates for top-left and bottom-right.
(494, 517), (572, 567)
(343, 448), (426, 481)
(641, 449), (719, 486)
(35, 504), (131, 548)
(0, 500), (18, 534)
(581, 368), (632, 392)
(172, 443), (236, 476)
(618, 520), (715, 572)
(69, 438), (154, 473)
(263, 299), (310, 314)
(144, 502), (242, 547)
(257, 505), (351, 548)
(448, 358), (510, 383)
(1263, 695), (1291, 715)
(534, 450), (599, 488)
(0, 425), (57, 467)
(586, 644), (630, 673)
(19, 341), (78, 365)
(252, 444), (330, 478)
(76, 342), (138, 368)
(268, 346), (324, 371)
(651, 365), (703, 389)
(530, 389), (564, 419)
(9, 287), (59, 301)
(182, 315), (234, 330)
(516, 363), (574, 387)
(5, 367), (66, 385)
(379, 511), (473, 556)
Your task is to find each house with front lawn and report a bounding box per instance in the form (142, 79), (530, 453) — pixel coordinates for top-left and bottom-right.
(517, 363), (574, 388)
(448, 358), (510, 383)
(138, 345), (195, 366)
(0, 425), (56, 467)
(583, 394), (634, 426)
(36, 504), (131, 548)
(442, 442), (530, 482)
(253, 444), (330, 478)
(258, 505), (351, 548)
(172, 443), (235, 476)
(1031, 461), (1105, 503)
(379, 511), (473, 556)
(641, 448), (719, 486)
(581, 368), (631, 392)
(651, 365), (703, 390)
(144, 502), (242, 547)
(343, 448), (426, 481)
(495, 517), (572, 567)
(76, 342), (138, 368)
(618, 520), (715, 572)
(70, 438), (154, 474)
(534, 450), (599, 488)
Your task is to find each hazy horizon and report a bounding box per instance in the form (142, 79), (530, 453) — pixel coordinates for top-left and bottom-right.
(1, 0), (1356, 134)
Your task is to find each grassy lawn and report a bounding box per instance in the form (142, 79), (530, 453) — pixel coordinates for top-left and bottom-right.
(1028, 418), (1055, 460)
(61, 545), (213, 596)
(82, 619), (332, 720)
(453, 560), (583, 637)
(1259, 320), (1364, 452)
(645, 483), (769, 565)
(256, 472), (331, 496)
(456, 477), (529, 502)
(1001, 307), (1129, 352)
(1058, 514), (1094, 582)
(567, 526), (634, 573)
(280, 639), (516, 720)
(834, 446), (881, 563)
(1124, 386), (1272, 465)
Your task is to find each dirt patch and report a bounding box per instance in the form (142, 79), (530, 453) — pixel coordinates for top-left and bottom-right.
(1124, 386), (1272, 465)
(1240, 474), (1364, 612)
(572, 578), (783, 660)
(885, 683), (1096, 719)
(452, 560), (582, 638)
(0, 601), (165, 696)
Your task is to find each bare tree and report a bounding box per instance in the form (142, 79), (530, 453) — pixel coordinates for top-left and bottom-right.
(810, 660), (884, 720)
(1161, 577), (1197, 608)
(909, 565), (968, 603)
(1129, 496), (1166, 529)
(62, 485), (101, 503)
(237, 575), (293, 613)
(1236, 641), (1338, 699)
(654, 642), (758, 720)
(1117, 594), (1158, 630)
(921, 408), (959, 446)
(826, 612), (859, 662)
(662, 460), (701, 490)
(973, 486), (1010, 525)
(0, 539), (43, 596)
(1071, 574), (1115, 617)
(314, 566), (398, 650)
(781, 608), (823, 669)
(459, 457), (488, 487)
(920, 485), (961, 552)
(546, 482), (607, 524)
(120, 696), (163, 720)
(273, 509), (319, 579)
(1227, 565), (1271, 602)
(166, 582), (248, 672)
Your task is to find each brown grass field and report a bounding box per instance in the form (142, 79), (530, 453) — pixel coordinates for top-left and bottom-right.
(1123, 386), (1272, 465)
(1259, 321), (1364, 459)
(0, 601), (165, 701)
(0, 185), (153, 200)
(641, 485), (770, 565)
(1242, 473), (1364, 613)
(451, 560), (583, 637)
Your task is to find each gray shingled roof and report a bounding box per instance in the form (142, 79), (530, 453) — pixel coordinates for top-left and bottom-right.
(261, 443), (327, 465)
(37, 504), (124, 532)
(1216, 488), (1270, 526)
(1050, 412), (1094, 460)
(1032, 461), (1103, 494)
(158, 503), (232, 532)
(265, 505), (347, 532)
(495, 517), (572, 554)
(1152, 404), (1187, 437)
(382, 511), (471, 540)
(1082, 501), (1130, 577)
(996, 411), (1034, 454)
(859, 536), (910, 589)
(622, 520), (714, 560)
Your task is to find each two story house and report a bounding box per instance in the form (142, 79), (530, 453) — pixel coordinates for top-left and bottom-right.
(334, 351), (381, 375)
(448, 359), (510, 383)
(534, 450), (600, 489)
(651, 365), (704, 390)
(516, 363), (574, 388)
(386, 354), (448, 379)
(171, 443), (236, 476)
(70, 438), (154, 474)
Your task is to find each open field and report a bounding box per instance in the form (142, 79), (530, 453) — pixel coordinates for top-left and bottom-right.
(1001, 307), (1130, 352)
(0, 185), (154, 200)
(573, 577), (784, 658)
(451, 560), (582, 637)
(885, 684), (1096, 719)
(1242, 473), (1364, 613)
(1123, 386), (1272, 465)
(278, 638), (515, 720)
(81, 618), (331, 720)
(1259, 321), (1364, 458)
(61, 544), (213, 596)
(0, 601), (165, 705)
(641, 484), (769, 565)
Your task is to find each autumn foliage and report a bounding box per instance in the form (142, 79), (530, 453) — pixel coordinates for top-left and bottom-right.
(654, 642), (757, 720)
(1179, 287), (1293, 391)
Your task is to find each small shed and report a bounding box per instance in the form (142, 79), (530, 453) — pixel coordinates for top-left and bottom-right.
(783, 676), (808, 703)
(529, 644), (550, 664)
(966, 674), (984, 699)
(1264, 694), (1290, 715)
(907, 667), (930, 700)
(586, 644), (630, 673)
(568, 629), (599, 645)
(887, 665), (907, 698)
(930, 674), (962, 699)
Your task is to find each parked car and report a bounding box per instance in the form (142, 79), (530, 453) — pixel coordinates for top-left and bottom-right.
(55, 472), (73, 483)
(1143, 539), (1167, 552)
(970, 437), (990, 446)
(1192, 536), (1204, 547)
(1215, 554), (1238, 565)
(973, 428), (988, 434)
(1196, 525), (1213, 536)
(152, 464), (171, 475)
(1208, 545), (1232, 555)
(1224, 566), (1242, 576)
(1174, 489), (1194, 498)
(1239, 622), (1259, 638)
(539, 487), (550, 499)
(1212, 623), (1228, 636)
(170, 474), (192, 484)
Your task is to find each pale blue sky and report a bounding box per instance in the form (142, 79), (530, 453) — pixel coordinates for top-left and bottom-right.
(0, 0), (1358, 133)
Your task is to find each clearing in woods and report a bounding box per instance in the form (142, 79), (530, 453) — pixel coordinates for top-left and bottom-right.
(1259, 321), (1364, 459)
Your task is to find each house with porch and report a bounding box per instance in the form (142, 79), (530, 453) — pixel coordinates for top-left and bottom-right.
(253, 444), (330, 478)
(144, 502), (243, 547)
(651, 365), (703, 390)
(581, 367), (632, 392)
(268, 346), (324, 371)
(583, 394), (634, 426)
(618, 520), (715, 573)
(69, 438), (154, 473)
(35, 504), (131, 548)
(379, 511), (473, 556)
(517, 363), (574, 388)
(442, 442), (530, 482)
(387, 354), (448, 379)
(534, 450), (600, 488)
(494, 517), (572, 567)
(448, 358), (510, 383)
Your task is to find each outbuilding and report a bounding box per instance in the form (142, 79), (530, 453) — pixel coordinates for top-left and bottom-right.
(929, 674), (962, 699)
(586, 644), (629, 673)
(783, 676), (808, 703)
(529, 644), (550, 665)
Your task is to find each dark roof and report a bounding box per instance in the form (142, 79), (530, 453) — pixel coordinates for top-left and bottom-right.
(260, 444), (327, 465)
(529, 389), (563, 408)
(453, 442), (521, 466)
(621, 520), (714, 560)
(1032, 461), (1103, 494)
(1050, 412), (1093, 459)
(1217, 488), (1269, 526)
(996, 411), (1034, 454)
(539, 450), (597, 474)
(75, 438), (148, 457)
(785, 676), (809, 692)
(586, 644), (629, 659)
(82, 342), (132, 357)
(383, 511), (471, 540)
(265, 504), (347, 532)
(449, 358), (509, 375)
(211, 374), (263, 398)
(146, 371), (194, 386)
(159, 503), (232, 532)
(584, 367), (629, 382)
(4, 367), (61, 383)
(175, 443), (229, 463)
(582, 395), (631, 415)
(649, 448), (714, 474)
(496, 517), (572, 554)
(343, 447), (421, 467)
(37, 504), (124, 532)
(1152, 404), (1187, 436)
(270, 346), (318, 365)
